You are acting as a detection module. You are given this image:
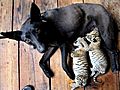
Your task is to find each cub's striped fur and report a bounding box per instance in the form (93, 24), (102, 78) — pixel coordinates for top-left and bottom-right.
(85, 28), (108, 83)
(71, 37), (89, 89)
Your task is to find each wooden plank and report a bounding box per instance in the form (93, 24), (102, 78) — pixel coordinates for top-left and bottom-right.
(85, 70), (119, 90)
(35, 0), (57, 12)
(72, 0), (83, 3)
(14, 0), (49, 90)
(101, 0), (120, 30)
(19, 43), (49, 90)
(14, 1), (33, 90)
(84, 0), (101, 3)
(51, 49), (73, 90)
(0, 0), (19, 90)
(0, 40), (19, 90)
(58, 0), (83, 7)
(58, 0), (72, 7)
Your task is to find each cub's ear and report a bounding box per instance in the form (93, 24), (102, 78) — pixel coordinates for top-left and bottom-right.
(30, 2), (41, 23)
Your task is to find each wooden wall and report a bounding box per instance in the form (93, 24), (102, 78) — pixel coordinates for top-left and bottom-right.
(0, 0), (119, 90)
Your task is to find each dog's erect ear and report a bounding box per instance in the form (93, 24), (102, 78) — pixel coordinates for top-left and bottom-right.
(30, 2), (41, 23)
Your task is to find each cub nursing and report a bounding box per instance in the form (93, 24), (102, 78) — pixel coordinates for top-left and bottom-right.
(71, 27), (108, 89)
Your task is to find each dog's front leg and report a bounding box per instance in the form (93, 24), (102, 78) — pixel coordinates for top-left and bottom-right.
(60, 43), (75, 80)
(39, 46), (59, 78)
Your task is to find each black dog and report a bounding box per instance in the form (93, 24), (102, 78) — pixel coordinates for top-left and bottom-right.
(0, 3), (119, 80)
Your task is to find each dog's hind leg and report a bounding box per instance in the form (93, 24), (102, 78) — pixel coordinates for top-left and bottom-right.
(39, 46), (59, 78)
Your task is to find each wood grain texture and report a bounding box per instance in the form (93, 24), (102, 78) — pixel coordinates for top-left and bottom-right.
(0, 40), (19, 90)
(72, 0), (83, 3)
(101, 0), (120, 30)
(58, 0), (72, 7)
(35, 0), (57, 12)
(84, 0), (101, 3)
(0, 0), (119, 90)
(0, 0), (19, 90)
(51, 49), (72, 90)
(14, 1), (33, 90)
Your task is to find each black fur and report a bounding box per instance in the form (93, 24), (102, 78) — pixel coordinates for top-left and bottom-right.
(0, 3), (119, 79)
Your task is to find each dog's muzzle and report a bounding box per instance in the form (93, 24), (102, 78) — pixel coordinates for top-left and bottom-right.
(21, 32), (46, 53)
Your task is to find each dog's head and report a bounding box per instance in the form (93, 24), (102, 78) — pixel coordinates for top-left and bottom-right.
(0, 2), (46, 53)
(20, 3), (46, 53)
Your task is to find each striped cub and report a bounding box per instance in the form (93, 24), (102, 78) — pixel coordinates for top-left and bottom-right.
(71, 37), (89, 89)
(85, 28), (108, 83)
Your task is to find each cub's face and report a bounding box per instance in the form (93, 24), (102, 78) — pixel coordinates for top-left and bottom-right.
(73, 38), (81, 47)
(85, 28), (99, 42)
(73, 37), (84, 49)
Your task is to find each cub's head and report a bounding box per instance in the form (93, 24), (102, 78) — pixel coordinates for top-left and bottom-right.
(73, 37), (84, 50)
(89, 37), (101, 50)
(85, 27), (99, 42)
(73, 37), (88, 51)
(71, 37), (86, 57)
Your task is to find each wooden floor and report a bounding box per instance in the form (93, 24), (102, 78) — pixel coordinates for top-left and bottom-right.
(0, 0), (120, 90)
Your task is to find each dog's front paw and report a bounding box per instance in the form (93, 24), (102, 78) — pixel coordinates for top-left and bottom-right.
(42, 67), (54, 78)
